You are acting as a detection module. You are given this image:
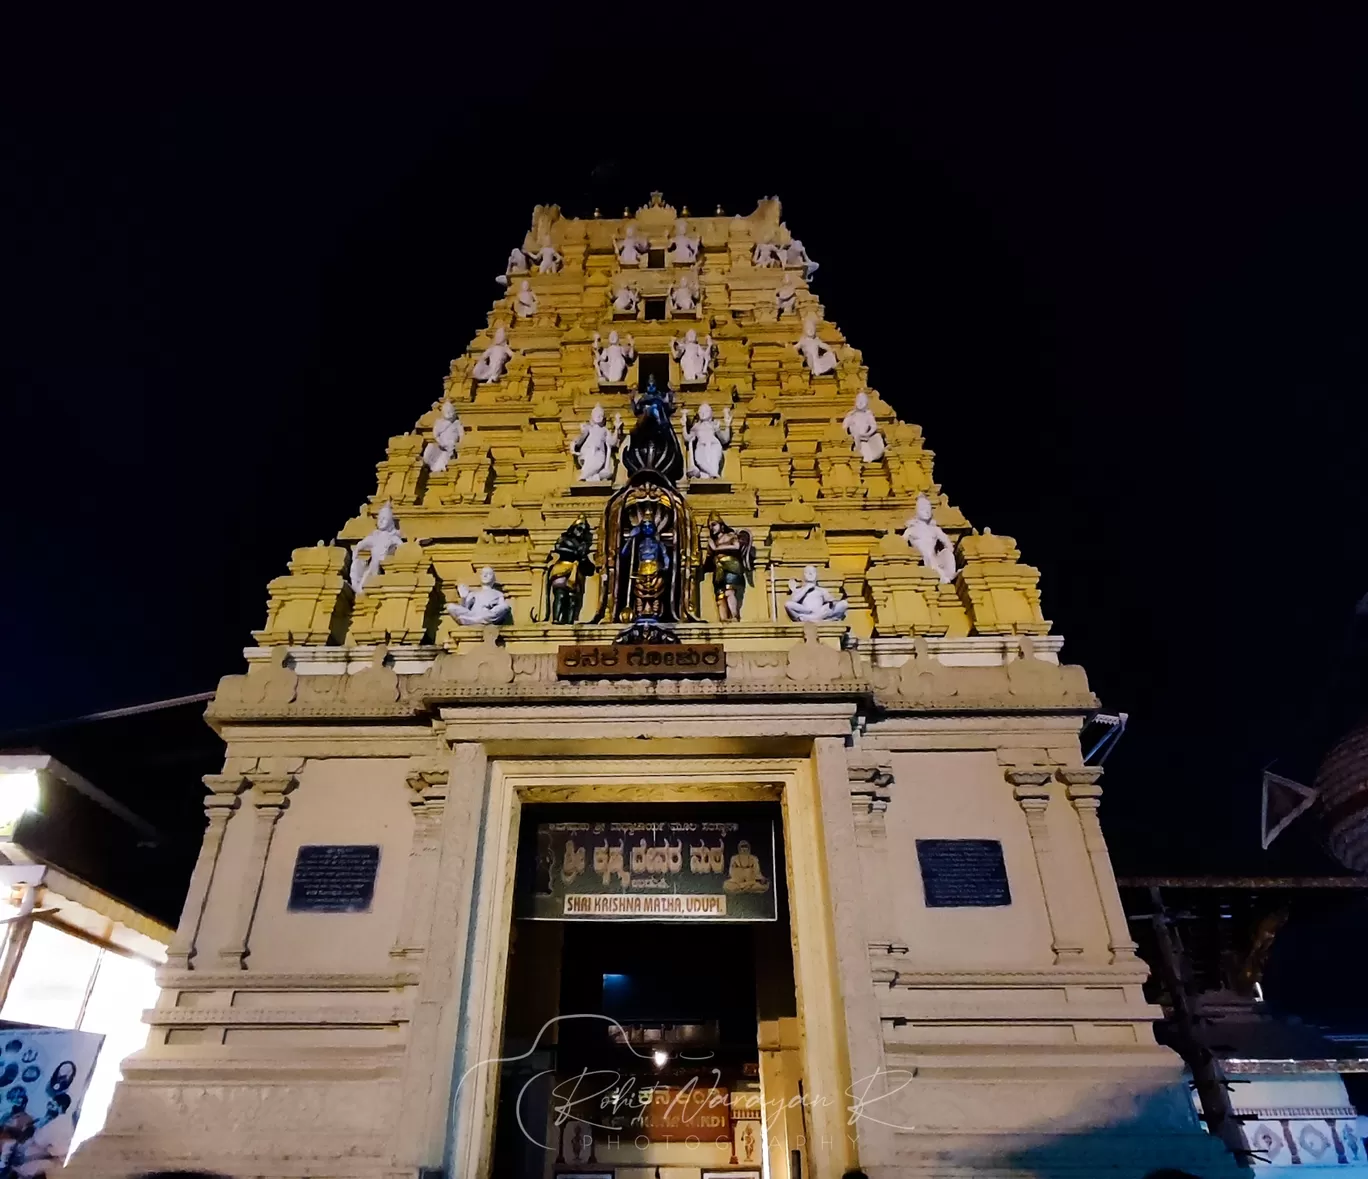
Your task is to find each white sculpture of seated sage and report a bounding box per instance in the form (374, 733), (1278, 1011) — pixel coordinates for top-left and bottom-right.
(667, 219), (700, 265)
(422, 400), (465, 473)
(784, 238), (819, 281)
(572, 404), (622, 482)
(672, 329), (714, 384)
(775, 277), (798, 318)
(349, 501), (403, 595)
(683, 402), (732, 479)
(449, 566), (513, 626)
(784, 566), (849, 622)
(530, 242), (562, 274)
(612, 281), (640, 314)
(903, 494), (958, 584)
(495, 246), (529, 287)
(795, 314), (838, 377)
(593, 330), (636, 384)
(472, 326), (514, 383)
(842, 392), (886, 462)
(615, 224), (648, 266)
(753, 240), (782, 268)
(669, 273), (698, 314)
(514, 279), (538, 320)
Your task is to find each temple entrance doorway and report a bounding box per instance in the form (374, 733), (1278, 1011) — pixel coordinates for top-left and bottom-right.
(488, 801), (802, 1179)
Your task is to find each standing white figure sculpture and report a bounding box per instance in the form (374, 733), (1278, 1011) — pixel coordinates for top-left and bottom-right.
(784, 566), (849, 622)
(612, 281), (640, 314)
(615, 225), (648, 266)
(842, 392), (886, 462)
(530, 241), (562, 274)
(422, 401), (465, 473)
(775, 277), (798, 318)
(349, 502), (404, 594)
(572, 404), (622, 482)
(672, 329), (714, 384)
(495, 246), (529, 287)
(683, 402), (733, 479)
(472, 326), (514, 383)
(795, 315), (838, 377)
(903, 495), (958, 584)
(449, 566), (513, 626)
(669, 273), (698, 314)
(667, 219), (700, 265)
(592, 331), (637, 384)
(784, 238), (819, 281)
(753, 239), (782, 268)
(513, 279), (538, 320)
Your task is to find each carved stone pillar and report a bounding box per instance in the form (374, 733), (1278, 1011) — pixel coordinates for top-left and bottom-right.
(391, 760), (450, 960)
(165, 773), (250, 970)
(1007, 769), (1085, 964)
(215, 771), (298, 969)
(1059, 767), (1139, 965)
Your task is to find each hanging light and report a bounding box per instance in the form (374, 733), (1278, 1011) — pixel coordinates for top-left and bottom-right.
(652, 1049), (668, 1069)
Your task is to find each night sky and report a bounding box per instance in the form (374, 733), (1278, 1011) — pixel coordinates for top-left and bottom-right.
(3, 18), (1367, 878)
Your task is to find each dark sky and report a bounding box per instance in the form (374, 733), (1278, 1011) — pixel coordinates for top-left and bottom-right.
(3, 16), (1367, 876)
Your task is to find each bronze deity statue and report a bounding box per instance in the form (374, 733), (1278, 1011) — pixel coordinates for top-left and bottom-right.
(700, 513), (755, 621)
(538, 515), (596, 625)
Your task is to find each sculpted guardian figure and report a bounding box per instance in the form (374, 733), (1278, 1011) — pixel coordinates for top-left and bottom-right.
(795, 314), (838, 377)
(541, 516), (596, 624)
(349, 501), (403, 594)
(784, 565), (849, 622)
(422, 400), (465, 473)
(775, 276), (798, 318)
(615, 224), (648, 266)
(753, 239), (783, 268)
(683, 402), (732, 479)
(572, 404), (622, 482)
(700, 514), (755, 622)
(592, 330), (636, 384)
(612, 280), (640, 315)
(513, 279), (538, 320)
(449, 566), (513, 626)
(472, 326), (514, 383)
(903, 494), (958, 583)
(529, 241), (563, 274)
(672, 328), (714, 384)
(667, 219), (700, 265)
(495, 246), (529, 287)
(784, 238), (819, 281)
(669, 272), (698, 314)
(842, 392), (886, 462)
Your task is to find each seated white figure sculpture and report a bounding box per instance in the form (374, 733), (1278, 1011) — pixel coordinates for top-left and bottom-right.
(753, 240), (782, 268)
(593, 330), (636, 384)
(615, 225), (648, 266)
(495, 246), (529, 287)
(349, 502), (404, 594)
(530, 242), (563, 274)
(422, 400), (465, 473)
(449, 566), (513, 626)
(784, 565), (849, 623)
(683, 402), (732, 479)
(842, 392), (886, 462)
(514, 279), (538, 320)
(669, 273), (698, 314)
(784, 238), (819, 281)
(795, 315), (838, 377)
(472, 326), (514, 383)
(902, 494), (958, 584)
(667, 219), (700, 265)
(572, 404), (622, 482)
(672, 329), (714, 384)
(612, 281), (640, 314)
(775, 277), (798, 318)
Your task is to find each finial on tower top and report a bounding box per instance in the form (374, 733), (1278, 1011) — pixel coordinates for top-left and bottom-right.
(648, 191), (665, 207)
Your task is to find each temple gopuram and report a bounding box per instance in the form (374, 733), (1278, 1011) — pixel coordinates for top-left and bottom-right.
(71, 196), (1247, 1179)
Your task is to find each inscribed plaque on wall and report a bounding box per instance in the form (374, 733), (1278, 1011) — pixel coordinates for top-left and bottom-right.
(287, 844), (381, 913)
(915, 839), (1011, 908)
(526, 820), (777, 921)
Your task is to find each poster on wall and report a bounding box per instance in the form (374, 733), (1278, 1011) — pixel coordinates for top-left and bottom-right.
(0, 1023), (104, 1176)
(526, 820), (778, 921)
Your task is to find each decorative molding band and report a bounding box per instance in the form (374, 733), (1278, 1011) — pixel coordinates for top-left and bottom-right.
(870, 966), (1150, 987)
(154, 969), (421, 990)
(1232, 1106), (1358, 1119)
(145, 1004), (407, 1027)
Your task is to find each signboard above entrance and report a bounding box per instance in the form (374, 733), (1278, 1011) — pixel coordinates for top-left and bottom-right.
(526, 819), (777, 921)
(556, 643), (725, 678)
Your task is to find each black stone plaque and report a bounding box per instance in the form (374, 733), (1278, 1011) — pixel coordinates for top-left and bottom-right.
(915, 839), (1011, 908)
(288, 844), (380, 913)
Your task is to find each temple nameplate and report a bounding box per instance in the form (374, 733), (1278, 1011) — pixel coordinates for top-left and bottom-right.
(557, 643), (726, 678)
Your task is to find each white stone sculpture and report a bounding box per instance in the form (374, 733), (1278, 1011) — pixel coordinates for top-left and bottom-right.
(775, 277), (798, 318)
(842, 392), (886, 462)
(530, 242), (563, 274)
(612, 281), (640, 315)
(784, 566), (849, 622)
(615, 224), (648, 266)
(349, 501), (403, 594)
(449, 566), (513, 626)
(592, 330), (636, 384)
(672, 329), (714, 385)
(903, 494), (958, 584)
(422, 400), (465, 473)
(472, 326), (514, 383)
(514, 279), (538, 320)
(795, 314), (838, 377)
(753, 240), (782, 268)
(572, 404), (622, 482)
(784, 238), (819, 281)
(683, 402), (732, 479)
(667, 219), (700, 265)
(669, 273), (698, 314)
(495, 246), (529, 287)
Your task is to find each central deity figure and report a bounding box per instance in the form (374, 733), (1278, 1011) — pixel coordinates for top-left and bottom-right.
(622, 374), (685, 484)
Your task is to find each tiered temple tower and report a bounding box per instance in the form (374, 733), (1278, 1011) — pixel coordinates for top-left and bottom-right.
(72, 197), (1244, 1179)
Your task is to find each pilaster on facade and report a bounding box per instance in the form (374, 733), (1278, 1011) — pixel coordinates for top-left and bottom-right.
(214, 770), (299, 970)
(847, 750), (894, 831)
(1058, 766), (1140, 965)
(391, 761), (451, 960)
(166, 772), (251, 971)
(1007, 768), (1086, 965)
